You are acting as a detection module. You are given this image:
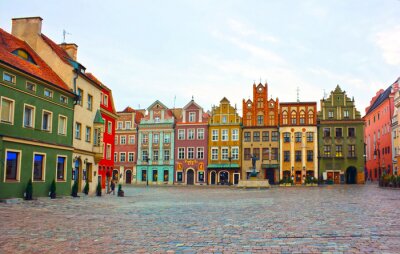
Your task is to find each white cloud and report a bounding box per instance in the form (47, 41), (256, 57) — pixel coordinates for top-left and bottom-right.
(375, 25), (400, 66)
(227, 19), (279, 43)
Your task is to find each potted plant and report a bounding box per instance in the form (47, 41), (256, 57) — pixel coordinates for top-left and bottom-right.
(83, 180), (89, 195)
(286, 178), (293, 186)
(49, 179), (56, 199)
(117, 184), (124, 197)
(71, 180), (79, 197)
(25, 178), (33, 200)
(96, 181), (102, 197)
(279, 179), (286, 186)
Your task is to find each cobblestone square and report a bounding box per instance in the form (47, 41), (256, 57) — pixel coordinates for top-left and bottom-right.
(1, 184), (399, 253)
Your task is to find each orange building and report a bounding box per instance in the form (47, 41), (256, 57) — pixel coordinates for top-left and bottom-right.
(242, 82), (280, 184)
(279, 102), (318, 184)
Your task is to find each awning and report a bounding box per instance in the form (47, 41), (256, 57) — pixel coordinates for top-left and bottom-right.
(261, 164), (279, 169)
(207, 163), (240, 169)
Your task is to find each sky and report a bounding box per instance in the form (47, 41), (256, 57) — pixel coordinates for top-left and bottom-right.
(1, 0), (399, 115)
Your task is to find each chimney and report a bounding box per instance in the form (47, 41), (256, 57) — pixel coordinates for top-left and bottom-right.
(11, 17), (43, 50)
(59, 43), (78, 61)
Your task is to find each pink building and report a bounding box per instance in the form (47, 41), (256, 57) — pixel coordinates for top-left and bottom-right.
(364, 82), (398, 181)
(174, 99), (209, 185)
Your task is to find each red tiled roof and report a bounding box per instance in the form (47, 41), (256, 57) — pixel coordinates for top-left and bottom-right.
(135, 111), (144, 124)
(120, 106), (135, 113)
(41, 34), (72, 66)
(0, 28), (70, 91)
(85, 72), (103, 87)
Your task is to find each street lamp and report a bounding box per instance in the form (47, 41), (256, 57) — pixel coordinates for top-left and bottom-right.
(144, 156), (150, 186)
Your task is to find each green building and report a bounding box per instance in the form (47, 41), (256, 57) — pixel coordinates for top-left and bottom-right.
(318, 85), (365, 184)
(0, 29), (75, 199)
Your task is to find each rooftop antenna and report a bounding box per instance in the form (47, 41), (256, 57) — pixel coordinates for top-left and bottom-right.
(191, 95), (194, 101)
(297, 86), (300, 102)
(173, 95), (176, 109)
(323, 89), (327, 99)
(138, 104), (140, 109)
(62, 29), (71, 43)
(260, 77), (262, 84)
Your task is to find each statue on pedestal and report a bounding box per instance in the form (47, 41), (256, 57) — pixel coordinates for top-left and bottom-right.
(250, 154), (258, 177)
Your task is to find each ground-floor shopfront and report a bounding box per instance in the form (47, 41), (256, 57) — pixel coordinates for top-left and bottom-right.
(72, 150), (98, 195)
(321, 166), (362, 184)
(261, 165), (280, 184)
(207, 164), (241, 185)
(136, 165), (174, 185)
(281, 168), (317, 184)
(175, 168), (207, 185)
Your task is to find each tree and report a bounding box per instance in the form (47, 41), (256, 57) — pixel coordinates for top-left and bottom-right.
(25, 178), (33, 200)
(49, 179), (56, 199)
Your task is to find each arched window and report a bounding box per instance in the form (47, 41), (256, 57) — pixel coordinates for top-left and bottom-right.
(308, 110), (314, 124)
(257, 113), (264, 126)
(282, 111), (288, 125)
(300, 110), (305, 125)
(12, 49), (36, 64)
(246, 112), (252, 126)
(269, 111), (275, 126)
(291, 110), (297, 125)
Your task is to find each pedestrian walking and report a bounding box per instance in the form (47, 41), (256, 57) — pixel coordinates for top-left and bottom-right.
(110, 180), (115, 195)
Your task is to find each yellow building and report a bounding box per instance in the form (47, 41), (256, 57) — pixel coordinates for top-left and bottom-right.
(208, 98), (242, 185)
(279, 102), (318, 184)
(393, 90), (400, 176)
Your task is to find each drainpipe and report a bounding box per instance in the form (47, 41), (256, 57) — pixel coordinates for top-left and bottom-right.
(73, 68), (79, 104)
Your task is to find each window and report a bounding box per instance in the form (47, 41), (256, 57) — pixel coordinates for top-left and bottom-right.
(348, 145), (355, 157)
(221, 148), (229, 160)
(87, 94), (93, 110)
(271, 148), (278, 160)
(257, 115), (263, 125)
(244, 148), (251, 160)
(307, 150), (313, 162)
(153, 150), (159, 161)
(262, 131), (269, 141)
(142, 150), (148, 161)
(75, 122), (81, 139)
(283, 132), (290, 143)
(178, 129), (185, 140)
(282, 111), (288, 125)
(6, 150), (20, 180)
(295, 132), (302, 143)
(222, 129), (228, 141)
(12, 49), (35, 63)
(41, 111), (52, 132)
(107, 121), (112, 134)
(335, 128), (343, 138)
(328, 111), (334, 118)
(336, 145), (343, 157)
(33, 154), (45, 181)
(222, 115), (227, 123)
(177, 172), (183, 182)
(114, 152), (118, 162)
(153, 170), (158, 182)
(348, 128), (355, 137)
(23, 104), (35, 128)
(344, 110), (349, 118)
(153, 134), (159, 144)
(120, 153), (126, 162)
(269, 112), (275, 126)
(212, 129), (218, 141)
(197, 128), (204, 139)
(178, 147), (185, 159)
(117, 122), (123, 130)
(125, 121), (131, 130)
(197, 147), (204, 159)
(103, 94), (108, 107)
(306, 132), (313, 142)
(163, 170), (169, 182)
(85, 126), (91, 142)
(211, 148), (218, 160)
(142, 170), (147, 181)
(60, 95), (68, 104)
(295, 151), (301, 162)
(253, 131), (260, 142)
(164, 150), (170, 161)
(231, 147), (239, 160)
(57, 115), (67, 135)
(253, 148), (260, 160)
(120, 135), (126, 144)
(198, 171), (204, 182)
(271, 131), (278, 141)
(26, 82), (36, 92)
(106, 144), (111, 160)
(244, 132), (251, 142)
(142, 134), (148, 144)
(300, 111), (305, 124)
(324, 145), (331, 157)
(291, 111), (297, 124)
(1, 97), (14, 124)
(262, 148), (270, 160)
(187, 147), (195, 159)
(129, 135), (135, 144)
(44, 89), (53, 98)
(189, 112), (196, 122)
(284, 151), (290, 162)
(56, 156), (66, 181)
(308, 110), (314, 124)
(188, 129), (195, 140)
(164, 133), (171, 143)
(323, 128), (331, 137)
(3, 72), (15, 83)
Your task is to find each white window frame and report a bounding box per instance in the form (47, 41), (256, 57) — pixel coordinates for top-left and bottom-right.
(178, 147), (185, 160)
(212, 129), (219, 141)
(107, 121), (112, 134)
(0, 96), (15, 125)
(232, 129), (239, 141)
(106, 144), (111, 160)
(129, 135), (135, 144)
(125, 121), (132, 130)
(189, 112), (196, 122)
(211, 147), (218, 160)
(41, 110), (52, 132)
(60, 95), (68, 104)
(114, 152), (118, 162)
(32, 152), (46, 182)
(188, 129), (195, 140)
(221, 129), (228, 141)
(197, 128), (204, 140)
(4, 149), (22, 182)
(23, 103), (35, 128)
(26, 81), (36, 92)
(120, 135), (126, 145)
(187, 147), (195, 159)
(231, 147), (239, 160)
(44, 89), (53, 98)
(164, 149), (170, 161)
(3, 72), (16, 84)
(153, 133), (159, 144)
(221, 147), (229, 160)
(178, 129), (185, 140)
(120, 152), (126, 162)
(128, 152), (135, 162)
(164, 133), (171, 143)
(75, 122), (81, 139)
(117, 121), (123, 130)
(197, 147), (204, 159)
(58, 115), (67, 135)
(85, 126), (91, 142)
(55, 155), (67, 182)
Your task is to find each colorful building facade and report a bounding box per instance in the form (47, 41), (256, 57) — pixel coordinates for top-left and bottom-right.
(242, 82), (279, 184)
(364, 82), (398, 180)
(208, 98), (242, 185)
(114, 107), (144, 184)
(0, 28), (75, 198)
(174, 99), (209, 185)
(393, 81), (400, 176)
(136, 101), (175, 185)
(279, 102), (318, 184)
(318, 85), (365, 184)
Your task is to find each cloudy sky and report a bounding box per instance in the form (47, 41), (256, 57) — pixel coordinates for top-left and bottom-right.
(1, 0), (399, 114)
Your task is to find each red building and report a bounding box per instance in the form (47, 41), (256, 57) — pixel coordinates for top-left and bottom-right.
(86, 73), (118, 189)
(114, 107), (144, 184)
(364, 83), (398, 181)
(174, 99), (209, 185)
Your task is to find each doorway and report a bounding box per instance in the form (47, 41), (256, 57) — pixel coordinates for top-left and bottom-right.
(126, 170), (132, 184)
(219, 171), (229, 185)
(295, 171), (302, 184)
(233, 173), (240, 185)
(210, 171), (216, 185)
(346, 166), (357, 184)
(266, 168), (275, 184)
(187, 169), (194, 185)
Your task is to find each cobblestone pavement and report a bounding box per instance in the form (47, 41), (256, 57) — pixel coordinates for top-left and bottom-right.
(1, 184), (399, 253)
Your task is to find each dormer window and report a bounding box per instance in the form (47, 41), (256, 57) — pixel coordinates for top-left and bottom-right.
(12, 49), (36, 64)
(189, 112), (196, 122)
(155, 116), (160, 123)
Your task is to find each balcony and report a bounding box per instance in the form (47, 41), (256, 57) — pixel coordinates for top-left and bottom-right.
(93, 143), (104, 163)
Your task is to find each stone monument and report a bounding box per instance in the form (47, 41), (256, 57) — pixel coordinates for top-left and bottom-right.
(237, 153), (270, 188)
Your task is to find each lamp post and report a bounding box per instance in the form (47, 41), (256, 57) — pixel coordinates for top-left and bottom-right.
(144, 156), (150, 186)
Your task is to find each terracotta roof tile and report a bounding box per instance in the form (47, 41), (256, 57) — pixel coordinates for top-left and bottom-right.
(41, 34), (72, 66)
(0, 28), (70, 92)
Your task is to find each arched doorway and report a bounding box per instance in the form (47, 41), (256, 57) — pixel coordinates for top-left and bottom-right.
(219, 171), (229, 185)
(112, 169), (119, 181)
(346, 166), (357, 184)
(187, 169), (194, 185)
(210, 171), (216, 185)
(126, 170), (132, 184)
